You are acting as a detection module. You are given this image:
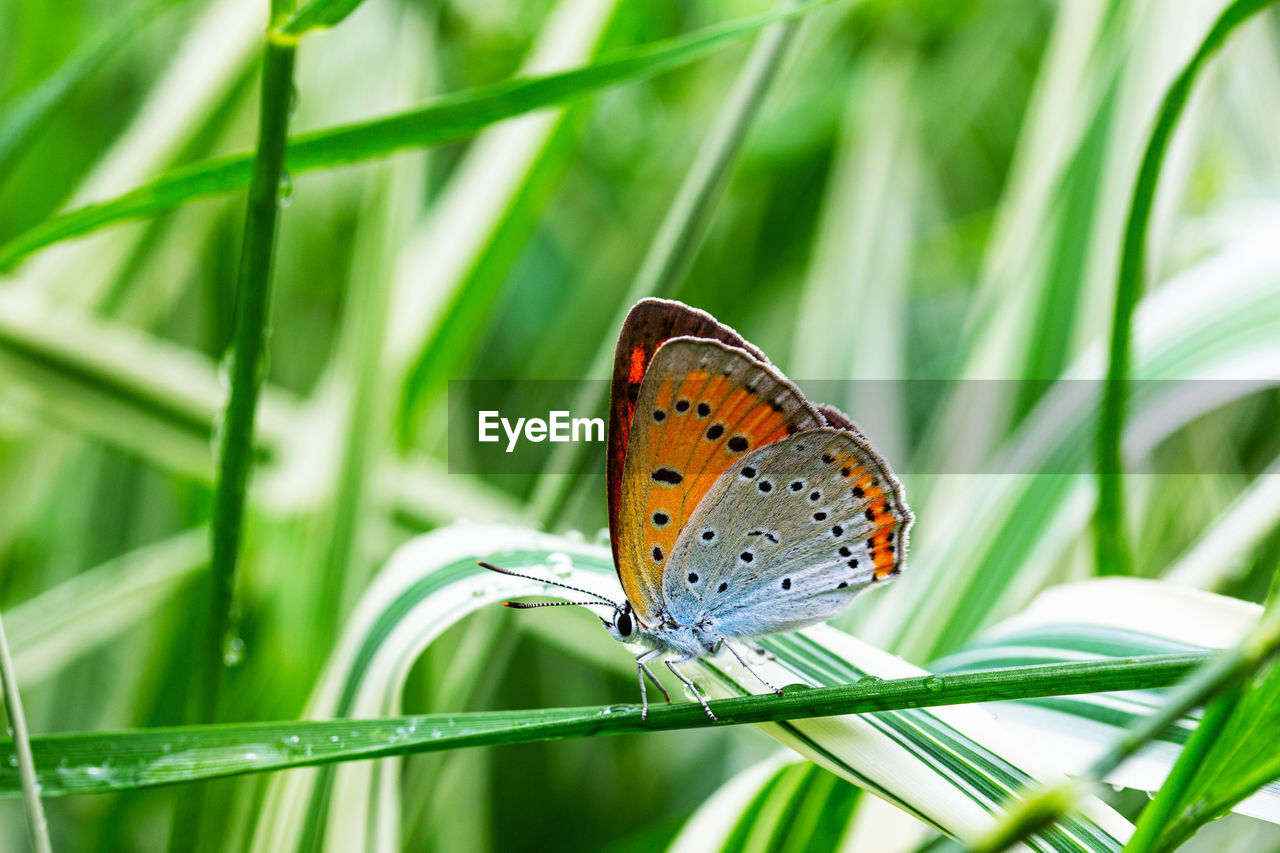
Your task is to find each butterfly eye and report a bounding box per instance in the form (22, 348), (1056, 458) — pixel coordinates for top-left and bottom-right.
(616, 609), (633, 637)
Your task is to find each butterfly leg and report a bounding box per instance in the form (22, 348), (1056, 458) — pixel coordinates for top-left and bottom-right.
(722, 638), (784, 696)
(666, 655), (717, 721)
(635, 649), (669, 720)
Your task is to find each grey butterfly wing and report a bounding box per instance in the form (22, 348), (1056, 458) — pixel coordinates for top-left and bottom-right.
(662, 427), (912, 639)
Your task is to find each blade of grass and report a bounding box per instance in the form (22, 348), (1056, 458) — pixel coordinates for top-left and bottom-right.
(957, 596), (1280, 853)
(1121, 683), (1243, 852)
(1094, 0), (1278, 576)
(275, 0), (361, 37)
(0, 652), (1206, 798)
(6, 528), (208, 686)
(389, 0), (618, 448)
(528, 0), (808, 525)
(1124, 565), (1280, 849)
(201, 1), (298, 721)
(0, 0), (165, 180)
(0, 612), (51, 853)
(0, 0), (838, 270)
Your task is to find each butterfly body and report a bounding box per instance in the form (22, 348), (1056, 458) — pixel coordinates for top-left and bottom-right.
(494, 298), (912, 719)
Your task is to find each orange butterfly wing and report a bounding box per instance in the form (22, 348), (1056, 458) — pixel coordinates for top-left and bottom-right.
(607, 299), (765, 570)
(614, 337), (824, 623)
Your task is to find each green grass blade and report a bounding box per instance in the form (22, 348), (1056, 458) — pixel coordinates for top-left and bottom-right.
(275, 0), (362, 37)
(1122, 683), (1243, 852)
(0, 0), (838, 270)
(0, 0), (164, 179)
(866, 219), (1280, 660)
(1094, 0), (1279, 576)
(0, 653), (1205, 799)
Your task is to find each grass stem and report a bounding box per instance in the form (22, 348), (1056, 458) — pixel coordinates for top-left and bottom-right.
(0, 612), (51, 853)
(0, 651), (1208, 798)
(202, 2), (298, 721)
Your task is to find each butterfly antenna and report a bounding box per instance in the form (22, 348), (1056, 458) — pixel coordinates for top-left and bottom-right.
(477, 561), (618, 607)
(502, 600), (614, 609)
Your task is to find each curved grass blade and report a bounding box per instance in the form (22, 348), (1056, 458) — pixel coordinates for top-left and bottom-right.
(247, 525), (1134, 852)
(1094, 0), (1279, 576)
(675, 758), (863, 853)
(0, 0), (838, 270)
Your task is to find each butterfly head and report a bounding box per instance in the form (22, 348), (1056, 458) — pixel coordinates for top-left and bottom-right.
(603, 600), (636, 642)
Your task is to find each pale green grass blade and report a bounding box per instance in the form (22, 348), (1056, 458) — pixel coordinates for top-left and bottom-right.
(0, 285), (520, 524)
(1095, 0), (1278, 577)
(528, 1), (809, 523)
(791, 49), (916, 461)
(931, 578), (1280, 825)
(670, 756), (933, 853)
(387, 0), (619, 446)
(862, 214), (1280, 658)
(0, 0), (839, 269)
(0, 612), (50, 853)
(10, 0), (264, 305)
(277, 0), (363, 37)
(5, 529), (207, 686)
(247, 526), (1133, 852)
(1163, 455), (1280, 589)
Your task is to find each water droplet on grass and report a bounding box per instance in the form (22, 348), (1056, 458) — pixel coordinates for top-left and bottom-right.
(223, 636), (245, 667)
(546, 552), (573, 578)
(278, 173), (294, 207)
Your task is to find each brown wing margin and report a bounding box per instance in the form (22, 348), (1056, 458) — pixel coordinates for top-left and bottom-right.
(606, 298), (766, 568)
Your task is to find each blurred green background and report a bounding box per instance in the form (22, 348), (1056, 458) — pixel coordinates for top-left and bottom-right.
(3, 0), (1280, 849)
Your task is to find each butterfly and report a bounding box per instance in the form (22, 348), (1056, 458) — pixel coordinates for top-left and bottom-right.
(483, 298), (912, 719)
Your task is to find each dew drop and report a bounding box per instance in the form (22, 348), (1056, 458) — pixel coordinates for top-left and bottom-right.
(546, 552), (573, 578)
(223, 635), (245, 667)
(924, 675), (944, 692)
(277, 173), (294, 207)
